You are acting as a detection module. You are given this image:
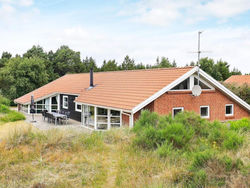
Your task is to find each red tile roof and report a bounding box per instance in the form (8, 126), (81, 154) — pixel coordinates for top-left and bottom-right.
(14, 67), (194, 111)
(224, 75), (250, 86)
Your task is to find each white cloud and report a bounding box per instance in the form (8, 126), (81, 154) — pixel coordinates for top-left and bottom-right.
(120, 0), (250, 26)
(0, 0), (249, 74)
(19, 0), (33, 7)
(0, 0), (38, 24)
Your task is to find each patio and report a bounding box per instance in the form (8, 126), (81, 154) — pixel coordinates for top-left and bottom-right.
(24, 113), (90, 132)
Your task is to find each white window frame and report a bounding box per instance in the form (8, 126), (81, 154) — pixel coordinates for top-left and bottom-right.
(200, 105), (210, 118)
(75, 102), (82, 112)
(172, 107), (184, 117)
(62, 96), (68, 109)
(193, 75), (214, 90)
(225, 104), (234, 116)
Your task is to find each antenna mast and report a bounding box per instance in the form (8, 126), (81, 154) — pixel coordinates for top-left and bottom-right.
(197, 31), (202, 86)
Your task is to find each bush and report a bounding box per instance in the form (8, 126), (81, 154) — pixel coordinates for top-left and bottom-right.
(0, 111), (25, 122)
(174, 111), (209, 137)
(161, 122), (194, 148)
(229, 118), (250, 132)
(207, 121), (227, 145)
(156, 141), (174, 158)
(223, 131), (243, 150)
(0, 95), (10, 106)
(190, 150), (213, 170)
(133, 110), (159, 132)
(0, 104), (11, 113)
(133, 125), (161, 149)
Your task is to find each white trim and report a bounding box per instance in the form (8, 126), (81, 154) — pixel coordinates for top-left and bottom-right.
(16, 92), (80, 105)
(28, 105), (30, 114)
(199, 69), (250, 111)
(225, 104), (234, 116)
(108, 109), (111, 130)
(49, 97), (52, 112)
(200, 105), (210, 119)
(190, 75), (194, 89)
(172, 107), (184, 118)
(132, 67), (250, 113)
(193, 75), (214, 90)
(62, 96), (68, 109)
(75, 101), (132, 113)
(57, 94), (60, 111)
(132, 67), (199, 113)
(94, 106), (97, 130)
(75, 102), (82, 112)
(129, 113), (134, 128)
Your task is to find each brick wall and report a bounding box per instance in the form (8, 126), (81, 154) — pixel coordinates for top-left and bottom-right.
(133, 101), (154, 122)
(153, 90), (249, 121)
(122, 113), (130, 126)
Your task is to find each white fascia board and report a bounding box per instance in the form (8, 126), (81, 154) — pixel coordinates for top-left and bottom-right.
(75, 101), (132, 113)
(199, 69), (250, 112)
(132, 67), (199, 113)
(17, 92), (80, 105)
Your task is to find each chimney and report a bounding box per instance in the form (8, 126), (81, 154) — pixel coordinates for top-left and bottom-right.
(90, 68), (94, 87)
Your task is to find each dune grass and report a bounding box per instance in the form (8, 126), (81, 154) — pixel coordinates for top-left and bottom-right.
(0, 112), (249, 188)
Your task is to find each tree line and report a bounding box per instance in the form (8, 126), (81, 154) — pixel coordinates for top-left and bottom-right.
(0, 45), (246, 102)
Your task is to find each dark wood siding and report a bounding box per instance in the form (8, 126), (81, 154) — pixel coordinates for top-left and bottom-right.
(60, 94), (81, 122)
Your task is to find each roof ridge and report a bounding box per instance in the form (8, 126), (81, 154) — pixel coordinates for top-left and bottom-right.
(64, 66), (195, 76)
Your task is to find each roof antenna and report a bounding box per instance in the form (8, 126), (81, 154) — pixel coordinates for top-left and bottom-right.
(191, 31), (209, 97)
(197, 31), (202, 86)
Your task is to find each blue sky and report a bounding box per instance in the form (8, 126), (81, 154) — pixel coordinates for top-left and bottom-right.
(0, 0), (250, 72)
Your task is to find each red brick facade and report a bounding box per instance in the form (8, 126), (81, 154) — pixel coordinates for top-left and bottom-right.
(131, 89), (249, 123)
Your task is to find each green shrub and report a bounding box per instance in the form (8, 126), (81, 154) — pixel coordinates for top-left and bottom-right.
(174, 111), (209, 137)
(0, 104), (11, 113)
(222, 131), (243, 150)
(229, 118), (250, 132)
(190, 150), (213, 170)
(0, 95), (10, 106)
(156, 141), (174, 158)
(133, 126), (161, 149)
(161, 122), (194, 148)
(0, 111), (25, 122)
(133, 110), (159, 132)
(207, 121), (227, 145)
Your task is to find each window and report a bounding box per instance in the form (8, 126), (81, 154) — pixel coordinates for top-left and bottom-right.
(171, 78), (190, 90)
(75, 102), (82, 112)
(62, 96), (68, 109)
(225, 104), (234, 116)
(110, 110), (121, 128)
(200, 106), (209, 118)
(172, 107), (184, 117)
(194, 77), (212, 89)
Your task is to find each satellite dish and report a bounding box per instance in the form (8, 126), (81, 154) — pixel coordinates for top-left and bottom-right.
(192, 85), (202, 96)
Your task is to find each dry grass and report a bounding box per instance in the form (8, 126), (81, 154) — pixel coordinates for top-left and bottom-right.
(0, 121), (249, 188)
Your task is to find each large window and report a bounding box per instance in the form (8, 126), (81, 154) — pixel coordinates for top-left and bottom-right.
(194, 77), (212, 89)
(225, 104), (234, 116)
(97, 107), (108, 130)
(172, 78), (190, 90)
(110, 110), (121, 128)
(200, 106), (209, 118)
(172, 107), (184, 117)
(83, 105), (94, 129)
(63, 96), (68, 109)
